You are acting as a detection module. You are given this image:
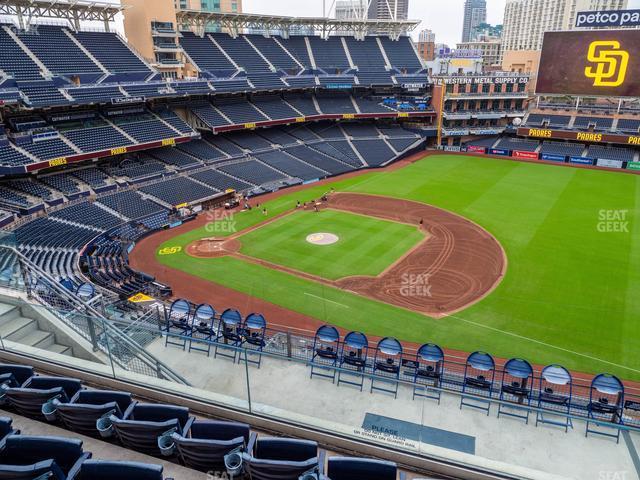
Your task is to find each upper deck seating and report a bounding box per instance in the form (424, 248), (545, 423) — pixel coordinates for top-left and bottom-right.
(179, 31), (236, 74)
(17, 26), (101, 80)
(210, 33), (271, 72)
(73, 30), (151, 75)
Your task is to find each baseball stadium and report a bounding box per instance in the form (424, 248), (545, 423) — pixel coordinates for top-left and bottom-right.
(0, 0), (637, 479)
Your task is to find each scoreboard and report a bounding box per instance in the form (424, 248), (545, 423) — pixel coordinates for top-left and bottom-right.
(536, 30), (640, 97)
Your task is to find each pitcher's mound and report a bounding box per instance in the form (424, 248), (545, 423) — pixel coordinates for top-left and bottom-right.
(186, 237), (241, 258)
(306, 233), (339, 245)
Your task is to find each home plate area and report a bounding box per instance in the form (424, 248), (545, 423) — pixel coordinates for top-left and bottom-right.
(306, 232), (340, 245)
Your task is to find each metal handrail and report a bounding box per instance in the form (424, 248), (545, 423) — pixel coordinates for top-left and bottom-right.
(3, 245), (189, 385)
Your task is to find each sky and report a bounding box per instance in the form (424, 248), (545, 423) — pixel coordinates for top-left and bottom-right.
(242, 0), (508, 46)
(243, 0), (640, 46)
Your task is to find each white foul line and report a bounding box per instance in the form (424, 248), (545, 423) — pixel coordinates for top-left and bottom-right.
(304, 292), (349, 308)
(448, 314), (640, 374)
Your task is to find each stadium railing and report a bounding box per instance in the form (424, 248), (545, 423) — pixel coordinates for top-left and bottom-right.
(0, 234), (188, 385)
(0, 288), (638, 477)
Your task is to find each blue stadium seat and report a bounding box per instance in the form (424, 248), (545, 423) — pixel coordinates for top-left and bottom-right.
(72, 460), (167, 480)
(172, 419), (250, 471)
(380, 36), (423, 71)
(2, 376), (82, 419)
(323, 457), (404, 480)
(308, 36), (350, 72)
(0, 417), (17, 449)
(0, 363), (35, 388)
(108, 403), (194, 456)
(0, 26), (44, 80)
(53, 390), (133, 436)
(210, 33), (271, 73)
(242, 434), (321, 480)
(179, 32), (236, 75)
(0, 435), (90, 480)
(17, 26), (102, 80)
(73, 30), (151, 76)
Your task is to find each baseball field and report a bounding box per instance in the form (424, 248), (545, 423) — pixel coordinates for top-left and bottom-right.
(151, 154), (640, 381)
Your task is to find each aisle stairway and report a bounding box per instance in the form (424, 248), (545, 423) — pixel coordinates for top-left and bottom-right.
(0, 301), (73, 356)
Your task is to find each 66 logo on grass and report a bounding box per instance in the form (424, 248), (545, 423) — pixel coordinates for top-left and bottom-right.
(158, 246), (182, 255)
(399, 273), (432, 298)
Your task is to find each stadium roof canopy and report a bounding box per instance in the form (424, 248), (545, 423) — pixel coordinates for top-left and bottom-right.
(0, 0), (126, 31)
(176, 10), (420, 40)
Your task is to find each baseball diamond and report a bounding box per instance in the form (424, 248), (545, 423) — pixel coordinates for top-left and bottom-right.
(131, 153), (640, 382)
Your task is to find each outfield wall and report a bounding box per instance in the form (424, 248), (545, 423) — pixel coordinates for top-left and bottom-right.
(437, 146), (640, 175)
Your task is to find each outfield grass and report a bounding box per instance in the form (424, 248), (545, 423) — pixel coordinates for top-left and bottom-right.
(157, 155), (640, 381)
(237, 209), (424, 280)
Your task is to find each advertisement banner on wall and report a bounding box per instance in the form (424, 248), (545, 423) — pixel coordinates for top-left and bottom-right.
(541, 153), (566, 162)
(596, 158), (624, 168)
(466, 145), (486, 153)
(488, 148), (510, 156)
(512, 150), (539, 159)
(627, 161), (640, 170)
(570, 156), (594, 165)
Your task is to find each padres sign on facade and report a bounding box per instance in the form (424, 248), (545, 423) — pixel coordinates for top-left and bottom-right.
(536, 30), (639, 97)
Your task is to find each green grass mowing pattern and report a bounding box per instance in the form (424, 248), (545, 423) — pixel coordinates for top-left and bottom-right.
(237, 209), (424, 280)
(157, 155), (640, 380)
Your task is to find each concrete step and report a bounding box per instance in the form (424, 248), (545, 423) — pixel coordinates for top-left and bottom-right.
(0, 300), (75, 358)
(46, 343), (71, 356)
(0, 316), (36, 339)
(17, 329), (53, 348)
(0, 303), (19, 323)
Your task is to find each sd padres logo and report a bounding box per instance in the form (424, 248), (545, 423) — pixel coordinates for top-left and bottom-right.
(584, 40), (629, 87)
(158, 246), (182, 255)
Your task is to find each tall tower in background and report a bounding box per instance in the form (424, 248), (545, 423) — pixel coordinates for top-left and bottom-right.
(367, 0), (409, 21)
(335, 0), (368, 20)
(461, 0), (487, 42)
(417, 29), (436, 62)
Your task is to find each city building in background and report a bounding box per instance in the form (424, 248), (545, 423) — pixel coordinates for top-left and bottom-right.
(425, 48), (484, 76)
(457, 34), (502, 71)
(123, 0), (242, 78)
(335, 0), (368, 20)
(501, 0), (627, 74)
(175, 0), (240, 13)
(368, 0), (409, 20)
(461, 0), (487, 42)
(416, 28), (436, 61)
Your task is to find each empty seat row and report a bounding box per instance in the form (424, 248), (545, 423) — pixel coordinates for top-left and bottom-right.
(0, 362), (407, 479)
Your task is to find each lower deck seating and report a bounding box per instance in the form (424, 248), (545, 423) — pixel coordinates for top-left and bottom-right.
(3, 121), (418, 283)
(140, 177), (218, 206)
(190, 168), (253, 192)
(285, 145), (353, 175)
(217, 160), (288, 186)
(351, 139), (395, 166)
(97, 191), (166, 220)
(255, 151), (328, 180)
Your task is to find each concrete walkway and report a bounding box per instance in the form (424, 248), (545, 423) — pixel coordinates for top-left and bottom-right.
(148, 338), (640, 480)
